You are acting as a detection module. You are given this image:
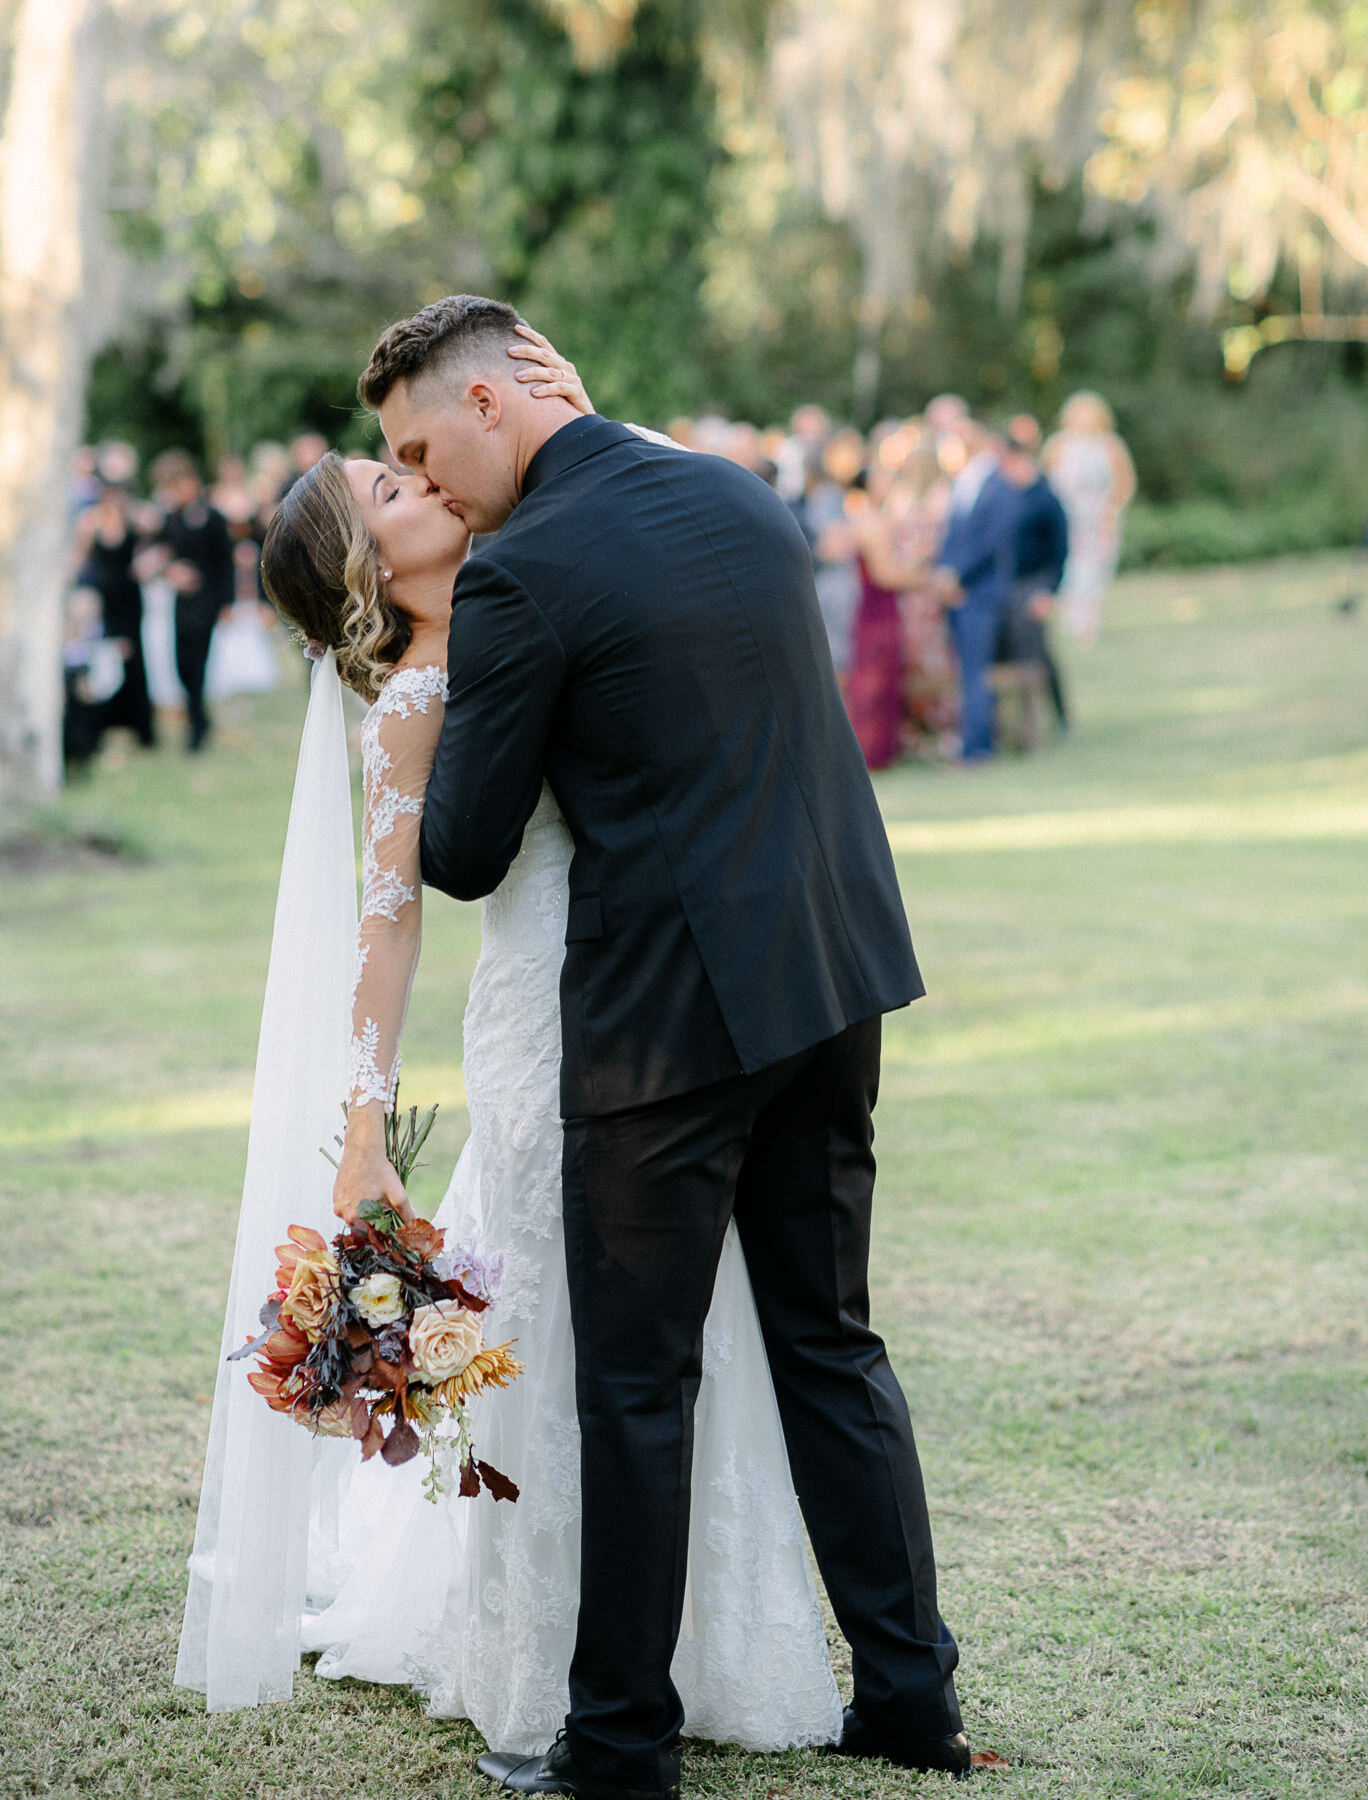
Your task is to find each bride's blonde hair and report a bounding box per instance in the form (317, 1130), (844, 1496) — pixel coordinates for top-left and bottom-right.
(261, 451), (411, 702)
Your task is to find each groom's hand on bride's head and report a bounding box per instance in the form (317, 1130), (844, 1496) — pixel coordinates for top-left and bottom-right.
(507, 323), (594, 416)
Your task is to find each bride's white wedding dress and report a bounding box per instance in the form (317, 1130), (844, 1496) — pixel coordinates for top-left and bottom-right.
(298, 666), (842, 1754)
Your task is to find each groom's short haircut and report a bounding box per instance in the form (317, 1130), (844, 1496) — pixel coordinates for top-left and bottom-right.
(358, 294), (525, 410)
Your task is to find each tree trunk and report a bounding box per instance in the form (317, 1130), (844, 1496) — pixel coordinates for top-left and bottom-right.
(0, 0), (103, 823)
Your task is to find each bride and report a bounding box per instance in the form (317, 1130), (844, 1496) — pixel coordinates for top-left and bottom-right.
(174, 330), (841, 1757)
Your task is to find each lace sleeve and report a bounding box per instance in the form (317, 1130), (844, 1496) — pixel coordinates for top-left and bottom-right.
(348, 665), (447, 1112)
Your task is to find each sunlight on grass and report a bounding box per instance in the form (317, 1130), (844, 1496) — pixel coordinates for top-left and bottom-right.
(885, 794), (1368, 853)
(884, 987), (1368, 1069)
(0, 1065), (470, 1149)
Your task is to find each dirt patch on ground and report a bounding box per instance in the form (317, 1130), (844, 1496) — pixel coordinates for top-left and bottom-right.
(0, 829), (143, 876)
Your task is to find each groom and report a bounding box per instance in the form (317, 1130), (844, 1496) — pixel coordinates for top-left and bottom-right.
(360, 296), (968, 1794)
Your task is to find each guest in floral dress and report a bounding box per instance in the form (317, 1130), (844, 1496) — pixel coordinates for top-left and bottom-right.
(1043, 392), (1136, 646)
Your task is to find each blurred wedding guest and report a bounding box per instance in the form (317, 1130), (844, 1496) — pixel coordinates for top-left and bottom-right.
(777, 403), (833, 500)
(947, 418), (1000, 518)
(925, 393), (970, 434)
(789, 447), (860, 695)
(926, 393), (972, 480)
(249, 441), (295, 525)
(888, 429), (960, 754)
(96, 439), (141, 490)
(689, 414), (735, 459)
(999, 426), (1069, 731)
(202, 455), (282, 702)
(206, 595), (281, 701)
(1043, 391), (1136, 645)
(287, 431), (329, 486)
(724, 421), (777, 484)
(137, 450), (234, 753)
(211, 453), (271, 589)
(61, 587), (128, 773)
(847, 462), (908, 769)
(935, 430), (1023, 761)
(69, 446), (101, 515)
(72, 464), (156, 748)
(210, 454), (258, 532)
(791, 403), (831, 448)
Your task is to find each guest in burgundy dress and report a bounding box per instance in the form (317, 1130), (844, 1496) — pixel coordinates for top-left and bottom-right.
(847, 551), (905, 769)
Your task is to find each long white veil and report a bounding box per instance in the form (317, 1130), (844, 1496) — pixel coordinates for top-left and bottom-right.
(175, 651), (357, 1711)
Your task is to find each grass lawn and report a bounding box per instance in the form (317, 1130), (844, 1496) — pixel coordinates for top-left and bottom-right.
(2, 553), (1366, 1798)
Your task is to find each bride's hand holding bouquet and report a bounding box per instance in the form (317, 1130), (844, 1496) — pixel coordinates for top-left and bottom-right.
(332, 1100), (415, 1226)
(230, 1096), (523, 1503)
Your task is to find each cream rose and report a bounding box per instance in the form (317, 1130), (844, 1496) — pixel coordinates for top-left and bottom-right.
(349, 1271), (406, 1328)
(409, 1300), (484, 1383)
(280, 1247), (339, 1341)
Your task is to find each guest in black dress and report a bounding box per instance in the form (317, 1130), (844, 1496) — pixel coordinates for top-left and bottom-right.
(74, 478), (156, 747)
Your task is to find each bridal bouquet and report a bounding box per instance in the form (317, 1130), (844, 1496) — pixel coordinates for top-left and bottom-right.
(229, 1100), (523, 1502)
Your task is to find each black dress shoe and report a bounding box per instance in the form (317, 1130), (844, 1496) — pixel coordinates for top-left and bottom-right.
(829, 1706), (973, 1779)
(477, 1734), (679, 1800)
(477, 1748), (571, 1796)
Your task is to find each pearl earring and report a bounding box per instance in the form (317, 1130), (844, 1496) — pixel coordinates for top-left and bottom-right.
(382, 569), (393, 580)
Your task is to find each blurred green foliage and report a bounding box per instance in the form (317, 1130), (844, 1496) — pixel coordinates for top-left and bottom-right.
(85, 0), (1368, 564)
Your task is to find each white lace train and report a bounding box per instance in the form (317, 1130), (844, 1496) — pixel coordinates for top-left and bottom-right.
(300, 786), (842, 1753)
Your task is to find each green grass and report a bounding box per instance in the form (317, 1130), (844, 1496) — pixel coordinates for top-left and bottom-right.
(2, 554), (1366, 1797)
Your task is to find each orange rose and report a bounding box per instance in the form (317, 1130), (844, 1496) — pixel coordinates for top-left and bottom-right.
(280, 1246), (340, 1341)
(273, 1224), (329, 1290)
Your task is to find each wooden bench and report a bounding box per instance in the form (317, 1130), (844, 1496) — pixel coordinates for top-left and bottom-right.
(987, 660), (1048, 752)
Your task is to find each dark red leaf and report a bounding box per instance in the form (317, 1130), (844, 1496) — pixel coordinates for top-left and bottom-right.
(359, 1413), (386, 1461)
(459, 1456), (482, 1497)
(475, 1459), (520, 1504)
(350, 1399), (370, 1441)
(381, 1415), (419, 1466)
(445, 1278), (489, 1314)
(971, 1750), (1010, 1771)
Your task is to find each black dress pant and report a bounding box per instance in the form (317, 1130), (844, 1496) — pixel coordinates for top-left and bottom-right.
(562, 1017), (960, 1791)
(175, 618), (215, 750)
(99, 591), (156, 747)
(107, 644), (156, 746)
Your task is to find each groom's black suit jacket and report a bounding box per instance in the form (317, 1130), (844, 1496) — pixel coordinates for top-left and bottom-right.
(419, 414), (922, 1117)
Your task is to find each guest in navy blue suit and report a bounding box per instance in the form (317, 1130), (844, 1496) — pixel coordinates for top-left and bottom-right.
(1000, 429), (1070, 731)
(934, 431), (1023, 761)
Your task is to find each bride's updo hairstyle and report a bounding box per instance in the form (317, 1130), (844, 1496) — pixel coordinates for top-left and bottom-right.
(260, 451), (411, 703)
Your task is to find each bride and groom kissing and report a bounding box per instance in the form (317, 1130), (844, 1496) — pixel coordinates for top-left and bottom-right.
(176, 294), (971, 1789)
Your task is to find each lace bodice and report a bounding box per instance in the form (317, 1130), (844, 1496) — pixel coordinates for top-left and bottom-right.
(348, 664), (447, 1109)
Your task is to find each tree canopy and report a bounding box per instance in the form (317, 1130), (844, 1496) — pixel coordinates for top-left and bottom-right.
(85, 0), (1368, 486)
